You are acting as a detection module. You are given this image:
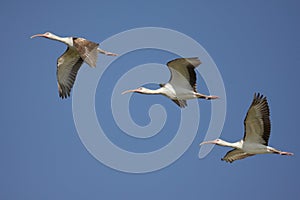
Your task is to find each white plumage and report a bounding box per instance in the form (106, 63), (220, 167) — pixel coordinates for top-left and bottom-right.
(122, 57), (219, 108)
(200, 93), (293, 163)
(31, 32), (117, 98)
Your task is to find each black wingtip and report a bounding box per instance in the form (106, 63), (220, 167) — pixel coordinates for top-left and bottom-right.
(172, 99), (187, 108)
(59, 92), (70, 99)
(58, 85), (71, 99)
(253, 92), (268, 102)
(221, 157), (233, 163)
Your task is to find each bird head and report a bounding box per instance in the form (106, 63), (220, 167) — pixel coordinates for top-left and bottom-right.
(122, 87), (147, 95)
(200, 139), (222, 146)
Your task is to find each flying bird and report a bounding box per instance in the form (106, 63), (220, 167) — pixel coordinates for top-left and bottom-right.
(31, 32), (118, 98)
(200, 93), (293, 163)
(122, 57), (219, 108)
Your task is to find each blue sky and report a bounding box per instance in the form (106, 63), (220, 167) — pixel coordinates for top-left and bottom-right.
(1, 0), (299, 199)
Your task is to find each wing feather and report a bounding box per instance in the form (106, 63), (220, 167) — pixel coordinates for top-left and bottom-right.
(73, 38), (99, 67)
(57, 47), (83, 99)
(172, 99), (187, 108)
(166, 57), (201, 92)
(243, 93), (271, 145)
(222, 149), (254, 163)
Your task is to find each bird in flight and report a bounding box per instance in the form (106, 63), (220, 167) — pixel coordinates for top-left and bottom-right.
(122, 57), (219, 108)
(200, 93), (293, 163)
(31, 32), (118, 98)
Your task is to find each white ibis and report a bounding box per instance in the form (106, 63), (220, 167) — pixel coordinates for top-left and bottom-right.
(31, 32), (118, 99)
(122, 57), (219, 108)
(200, 93), (293, 163)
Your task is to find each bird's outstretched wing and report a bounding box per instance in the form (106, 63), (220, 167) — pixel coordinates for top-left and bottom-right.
(57, 47), (83, 99)
(73, 38), (99, 67)
(166, 57), (201, 92)
(243, 93), (271, 145)
(222, 149), (254, 163)
(172, 99), (187, 108)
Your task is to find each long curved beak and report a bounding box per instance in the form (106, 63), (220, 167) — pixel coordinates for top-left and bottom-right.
(121, 89), (137, 95)
(199, 140), (217, 146)
(30, 33), (45, 39)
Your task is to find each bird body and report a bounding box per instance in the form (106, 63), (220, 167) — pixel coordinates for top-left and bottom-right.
(31, 32), (117, 98)
(200, 93), (293, 163)
(242, 141), (268, 154)
(219, 139), (277, 154)
(160, 83), (197, 100)
(122, 57), (219, 108)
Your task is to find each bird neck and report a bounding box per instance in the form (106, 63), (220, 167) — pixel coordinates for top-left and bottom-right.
(48, 34), (73, 46)
(142, 87), (163, 95)
(218, 139), (242, 149)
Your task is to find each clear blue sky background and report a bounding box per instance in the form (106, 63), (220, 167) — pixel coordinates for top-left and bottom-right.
(1, 0), (299, 199)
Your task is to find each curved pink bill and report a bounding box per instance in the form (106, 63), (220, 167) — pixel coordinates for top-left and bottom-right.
(121, 89), (138, 95)
(30, 33), (46, 39)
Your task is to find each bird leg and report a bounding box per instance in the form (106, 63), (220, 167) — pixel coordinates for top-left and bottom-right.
(196, 93), (219, 100)
(268, 147), (293, 155)
(205, 95), (219, 100)
(97, 48), (118, 56)
(279, 151), (294, 156)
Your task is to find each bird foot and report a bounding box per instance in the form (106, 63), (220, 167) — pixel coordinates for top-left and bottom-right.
(206, 95), (219, 100)
(280, 151), (293, 156)
(105, 51), (118, 56)
(98, 48), (118, 56)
